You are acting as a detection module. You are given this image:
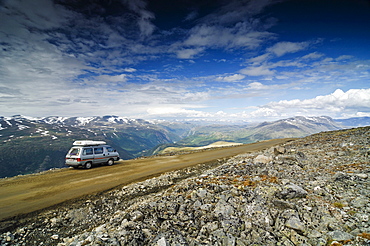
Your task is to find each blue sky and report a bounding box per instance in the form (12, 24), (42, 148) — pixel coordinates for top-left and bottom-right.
(1, 0), (369, 121)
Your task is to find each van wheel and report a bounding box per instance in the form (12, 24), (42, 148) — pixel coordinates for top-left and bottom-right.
(107, 159), (114, 166)
(84, 162), (92, 169)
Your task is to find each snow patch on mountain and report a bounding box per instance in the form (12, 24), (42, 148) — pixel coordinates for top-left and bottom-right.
(75, 117), (96, 126)
(16, 123), (30, 131)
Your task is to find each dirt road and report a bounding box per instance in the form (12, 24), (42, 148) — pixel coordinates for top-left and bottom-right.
(0, 138), (293, 221)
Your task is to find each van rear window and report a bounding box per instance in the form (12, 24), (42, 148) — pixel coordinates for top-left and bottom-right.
(69, 148), (80, 156)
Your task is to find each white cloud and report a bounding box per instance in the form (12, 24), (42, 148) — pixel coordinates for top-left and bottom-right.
(248, 53), (271, 65)
(301, 52), (324, 60)
(170, 0), (278, 58)
(267, 41), (310, 57)
(147, 106), (213, 118)
(248, 107), (281, 118)
(251, 89), (370, 119)
(239, 65), (275, 76)
(96, 74), (128, 83)
(216, 74), (245, 82)
(0, 0), (70, 32)
(124, 68), (137, 72)
(176, 48), (205, 59)
(123, 0), (156, 37)
(182, 24), (272, 50)
(184, 11), (198, 21)
(248, 82), (270, 90)
(336, 55), (353, 61)
(202, 0), (277, 25)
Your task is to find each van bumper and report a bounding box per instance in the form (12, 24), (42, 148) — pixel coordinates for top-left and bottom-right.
(65, 159), (84, 167)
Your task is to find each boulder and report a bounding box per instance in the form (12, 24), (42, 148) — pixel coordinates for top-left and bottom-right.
(277, 184), (308, 199)
(254, 155), (273, 164)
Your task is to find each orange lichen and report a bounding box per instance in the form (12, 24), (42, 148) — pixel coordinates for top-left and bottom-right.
(358, 232), (370, 240)
(243, 180), (256, 187)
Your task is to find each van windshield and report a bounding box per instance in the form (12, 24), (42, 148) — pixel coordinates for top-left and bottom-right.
(69, 148), (80, 156)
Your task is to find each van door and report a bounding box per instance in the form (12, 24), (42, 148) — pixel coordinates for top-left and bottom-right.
(81, 148), (94, 166)
(93, 147), (107, 164)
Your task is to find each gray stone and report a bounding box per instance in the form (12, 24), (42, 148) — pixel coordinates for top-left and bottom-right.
(327, 230), (354, 241)
(254, 155), (273, 164)
(277, 184), (308, 199)
(197, 188), (208, 198)
(285, 217), (306, 233)
(130, 210), (144, 221)
(351, 196), (368, 208)
(272, 199), (295, 209)
(276, 155), (298, 164)
(50, 234), (59, 240)
(308, 230), (322, 238)
(157, 237), (169, 246)
(200, 203), (213, 211)
(355, 213), (369, 222)
(354, 173), (368, 179)
(214, 200), (234, 218)
(274, 146), (286, 155)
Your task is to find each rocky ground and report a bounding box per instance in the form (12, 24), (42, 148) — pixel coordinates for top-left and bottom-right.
(1, 126), (369, 246)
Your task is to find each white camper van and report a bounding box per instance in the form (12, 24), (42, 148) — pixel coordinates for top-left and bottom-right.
(65, 140), (120, 169)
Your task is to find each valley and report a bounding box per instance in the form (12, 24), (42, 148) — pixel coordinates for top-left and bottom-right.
(0, 115), (368, 179)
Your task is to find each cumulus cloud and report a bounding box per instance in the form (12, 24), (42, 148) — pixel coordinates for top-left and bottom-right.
(248, 82), (270, 90)
(250, 89), (370, 119)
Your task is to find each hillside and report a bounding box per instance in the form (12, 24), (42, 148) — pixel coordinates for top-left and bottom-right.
(0, 115), (365, 178)
(160, 116), (342, 149)
(0, 126), (369, 245)
(0, 116), (192, 178)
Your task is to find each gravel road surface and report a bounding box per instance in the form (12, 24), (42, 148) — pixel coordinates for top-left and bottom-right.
(0, 138), (293, 221)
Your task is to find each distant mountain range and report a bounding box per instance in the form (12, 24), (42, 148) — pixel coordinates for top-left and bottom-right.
(159, 116), (343, 151)
(0, 115), (368, 178)
(334, 116), (370, 128)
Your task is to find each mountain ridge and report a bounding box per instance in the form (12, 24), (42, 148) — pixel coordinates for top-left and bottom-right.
(0, 115), (368, 178)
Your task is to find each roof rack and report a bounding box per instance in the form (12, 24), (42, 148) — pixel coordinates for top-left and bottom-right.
(73, 140), (106, 146)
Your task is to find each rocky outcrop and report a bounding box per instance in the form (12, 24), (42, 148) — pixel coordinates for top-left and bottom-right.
(1, 126), (369, 245)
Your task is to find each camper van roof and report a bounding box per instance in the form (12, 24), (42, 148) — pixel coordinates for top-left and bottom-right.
(73, 140), (106, 146)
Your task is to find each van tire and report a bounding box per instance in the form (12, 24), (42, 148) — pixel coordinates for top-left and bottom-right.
(107, 159), (114, 166)
(84, 162), (92, 169)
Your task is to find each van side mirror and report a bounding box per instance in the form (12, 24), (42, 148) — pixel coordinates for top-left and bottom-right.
(114, 150), (117, 152)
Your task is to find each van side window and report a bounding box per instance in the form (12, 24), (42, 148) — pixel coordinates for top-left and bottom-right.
(83, 148), (93, 156)
(94, 147), (104, 154)
(107, 147), (114, 152)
